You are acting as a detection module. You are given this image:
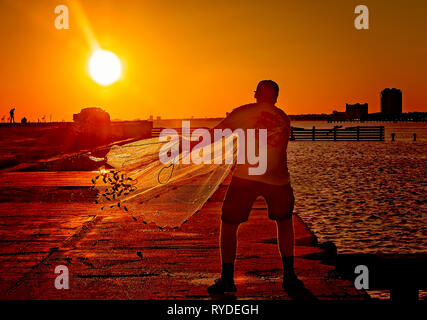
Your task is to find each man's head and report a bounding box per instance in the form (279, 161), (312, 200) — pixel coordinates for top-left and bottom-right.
(254, 80), (279, 104)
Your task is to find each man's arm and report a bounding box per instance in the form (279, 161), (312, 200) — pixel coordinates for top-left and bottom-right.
(213, 111), (238, 130)
(190, 109), (240, 150)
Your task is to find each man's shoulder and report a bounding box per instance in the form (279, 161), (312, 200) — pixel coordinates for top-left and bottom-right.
(273, 106), (290, 123)
(229, 103), (290, 122)
(231, 103), (257, 114)
(273, 105), (288, 116)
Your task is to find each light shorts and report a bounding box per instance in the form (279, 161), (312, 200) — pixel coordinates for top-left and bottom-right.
(221, 176), (295, 224)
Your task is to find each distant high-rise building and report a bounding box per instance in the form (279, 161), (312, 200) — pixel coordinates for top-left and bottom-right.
(381, 88), (402, 116)
(345, 103), (368, 119)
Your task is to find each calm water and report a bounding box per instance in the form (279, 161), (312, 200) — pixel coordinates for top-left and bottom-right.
(158, 119), (426, 253)
(157, 119), (426, 299)
(289, 121), (427, 254)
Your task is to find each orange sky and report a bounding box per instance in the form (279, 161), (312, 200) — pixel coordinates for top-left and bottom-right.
(0, 0), (426, 121)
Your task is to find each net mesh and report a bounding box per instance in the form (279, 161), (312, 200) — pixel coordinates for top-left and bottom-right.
(94, 135), (236, 228)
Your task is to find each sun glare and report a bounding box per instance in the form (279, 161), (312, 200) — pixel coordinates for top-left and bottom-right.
(89, 50), (122, 86)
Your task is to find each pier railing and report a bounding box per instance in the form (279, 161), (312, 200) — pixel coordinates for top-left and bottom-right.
(152, 126), (385, 141)
(290, 126), (384, 141)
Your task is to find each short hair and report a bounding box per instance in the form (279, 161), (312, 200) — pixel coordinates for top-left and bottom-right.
(255, 80), (279, 102)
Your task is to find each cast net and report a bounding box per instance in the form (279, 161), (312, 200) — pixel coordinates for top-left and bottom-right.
(93, 134), (237, 228)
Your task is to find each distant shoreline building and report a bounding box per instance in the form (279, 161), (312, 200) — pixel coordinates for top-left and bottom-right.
(345, 103), (368, 120)
(327, 88), (407, 122)
(381, 88), (402, 117)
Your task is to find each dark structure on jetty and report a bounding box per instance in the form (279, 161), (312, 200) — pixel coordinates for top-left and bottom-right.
(0, 109), (153, 170)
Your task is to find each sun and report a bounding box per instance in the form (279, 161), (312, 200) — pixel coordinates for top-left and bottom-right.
(89, 49), (122, 86)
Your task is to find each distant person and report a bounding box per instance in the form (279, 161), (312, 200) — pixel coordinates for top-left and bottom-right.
(207, 80), (303, 294)
(9, 108), (15, 123)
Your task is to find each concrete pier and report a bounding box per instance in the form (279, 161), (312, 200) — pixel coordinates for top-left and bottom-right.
(0, 171), (367, 300)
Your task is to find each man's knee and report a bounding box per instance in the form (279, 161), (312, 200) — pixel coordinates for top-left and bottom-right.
(276, 216), (293, 229)
(221, 221), (240, 232)
(221, 211), (248, 225)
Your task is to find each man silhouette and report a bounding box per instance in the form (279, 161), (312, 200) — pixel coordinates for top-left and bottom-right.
(9, 108), (15, 123)
(207, 80), (303, 294)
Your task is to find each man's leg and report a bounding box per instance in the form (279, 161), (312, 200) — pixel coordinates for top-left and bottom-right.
(208, 177), (255, 294)
(276, 217), (303, 290)
(207, 221), (239, 294)
(220, 221), (239, 283)
(276, 217), (295, 276)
